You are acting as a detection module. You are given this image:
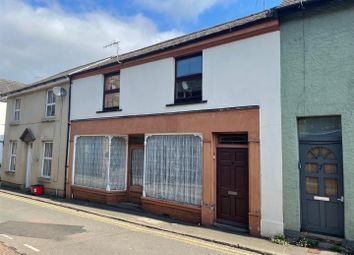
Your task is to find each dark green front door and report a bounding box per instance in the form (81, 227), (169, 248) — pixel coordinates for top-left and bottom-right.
(299, 143), (344, 237)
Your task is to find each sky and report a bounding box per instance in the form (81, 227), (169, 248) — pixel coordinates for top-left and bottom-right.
(0, 0), (281, 84)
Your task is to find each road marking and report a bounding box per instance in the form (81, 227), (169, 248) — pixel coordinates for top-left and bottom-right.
(0, 234), (13, 240)
(0, 192), (254, 255)
(24, 244), (40, 252)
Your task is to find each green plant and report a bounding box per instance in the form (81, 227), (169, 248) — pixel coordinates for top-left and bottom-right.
(270, 235), (289, 246)
(330, 244), (342, 253)
(295, 237), (318, 248)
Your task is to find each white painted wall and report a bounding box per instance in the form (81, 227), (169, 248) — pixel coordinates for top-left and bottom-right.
(71, 31), (283, 236)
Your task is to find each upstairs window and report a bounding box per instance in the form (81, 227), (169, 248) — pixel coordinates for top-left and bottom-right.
(103, 73), (120, 111)
(45, 89), (56, 117)
(175, 54), (202, 103)
(13, 98), (21, 121)
(9, 141), (17, 172)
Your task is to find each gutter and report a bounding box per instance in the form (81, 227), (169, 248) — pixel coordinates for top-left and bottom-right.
(2, 77), (70, 98)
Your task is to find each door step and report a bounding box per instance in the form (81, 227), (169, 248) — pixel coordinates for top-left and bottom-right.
(300, 232), (343, 245)
(213, 222), (249, 234)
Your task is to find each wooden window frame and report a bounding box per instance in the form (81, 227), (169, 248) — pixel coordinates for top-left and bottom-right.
(45, 89), (56, 118)
(102, 73), (120, 112)
(41, 141), (53, 178)
(174, 53), (203, 104)
(13, 98), (21, 121)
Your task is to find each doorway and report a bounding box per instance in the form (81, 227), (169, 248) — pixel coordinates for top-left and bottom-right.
(298, 116), (344, 237)
(25, 142), (33, 188)
(217, 145), (249, 228)
(128, 135), (144, 204)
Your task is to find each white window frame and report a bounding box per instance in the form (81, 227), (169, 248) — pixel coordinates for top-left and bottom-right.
(45, 89), (56, 118)
(8, 141), (17, 172)
(41, 141), (53, 178)
(13, 98), (21, 121)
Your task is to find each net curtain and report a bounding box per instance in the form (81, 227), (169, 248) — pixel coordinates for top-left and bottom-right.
(74, 136), (127, 191)
(144, 135), (203, 206)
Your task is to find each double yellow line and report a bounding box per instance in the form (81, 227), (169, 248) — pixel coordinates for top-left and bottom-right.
(0, 192), (254, 255)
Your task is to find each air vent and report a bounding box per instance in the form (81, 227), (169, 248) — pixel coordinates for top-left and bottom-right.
(218, 134), (248, 144)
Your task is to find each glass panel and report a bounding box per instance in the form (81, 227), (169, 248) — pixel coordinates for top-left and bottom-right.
(306, 177), (319, 195)
(105, 74), (120, 90)
(47, 90), (55, 104)
(306, 146), (336, 160)
(298, 116), (341, 140)
(46, 105), (55, 117)
(74, 136), (109, 189)
(176, 55), (202, 77)
(305, 163), (319, 173)
(15, 99), (21, 110)
(104, 93), (119, 108)
(324, 164), (337, 174)
(325, 178), (338, 196)
(175, 77), (202, 101)
(144, 135), (202, 206)
(11, 142), (17, 154)
(109, 137), (127, 191)
(44, 143), (53, 157)
(132, 148), (144, 186)
(43, 159), (52, 177)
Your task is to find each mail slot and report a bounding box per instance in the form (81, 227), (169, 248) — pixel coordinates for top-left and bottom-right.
(314, 196), (330, 202)
(228, 191), (238, 196)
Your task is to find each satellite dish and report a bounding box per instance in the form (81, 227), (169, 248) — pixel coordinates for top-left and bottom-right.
(53, 87), (67, 97)
(181, 81), (189, 91)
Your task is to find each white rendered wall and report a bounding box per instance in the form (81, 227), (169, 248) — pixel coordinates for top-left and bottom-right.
(71, 31), (283, 236)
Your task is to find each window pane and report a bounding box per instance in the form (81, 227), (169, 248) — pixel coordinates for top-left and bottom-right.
(176, 55), (202, 77)
(46, 105), (55, 117)
(306, 177), (319, 195)
(11, 142), (17, 154)
(109, 137), (127, 191)
(144, 135), (202, 206)
(45, 143), (53, 157)
(47, 90), (55, 104)
(105, 74), (120, 91)
(298, 116), (341, 140)
(132, 148), (144, 186)
(104, 93), (119, 108)
(14, 111), (20, 121)
(10, 156), (16, 171)
(74, 136), (109, 189)
(176, 77), (202, 101)
(324, 164), (337, 174)
(43, 159), (52, 177)
(325, 178), (338, 196)
(305, 163), (319, 173)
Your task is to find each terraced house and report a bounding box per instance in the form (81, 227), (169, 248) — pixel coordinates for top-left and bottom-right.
(279, 0), (354, 246)
(0, 70), (74, 197)
(65, 11), (283, 237)
(2, 0), (353, 247)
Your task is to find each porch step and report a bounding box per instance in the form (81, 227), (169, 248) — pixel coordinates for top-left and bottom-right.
(300, 232), (343, 245)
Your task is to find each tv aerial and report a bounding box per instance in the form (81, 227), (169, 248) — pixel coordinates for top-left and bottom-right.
(103, 39), (121, 63)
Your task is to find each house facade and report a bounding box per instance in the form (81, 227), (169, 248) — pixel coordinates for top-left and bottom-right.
(0, 80), (26, 165)
(0, 78), (69, 197)
(66, 14), (283, 237)
(279, 0), (354, 244)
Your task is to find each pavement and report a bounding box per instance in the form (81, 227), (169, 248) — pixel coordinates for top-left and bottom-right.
(0, 188), (340, 255)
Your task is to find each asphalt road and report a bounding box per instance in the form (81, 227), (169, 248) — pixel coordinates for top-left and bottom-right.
(0, 192), (255, 255)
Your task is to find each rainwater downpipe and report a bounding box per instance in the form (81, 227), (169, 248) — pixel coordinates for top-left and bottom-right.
(64, 76), (72, 198)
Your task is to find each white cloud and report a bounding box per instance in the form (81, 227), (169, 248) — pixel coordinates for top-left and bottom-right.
(134, 0), (230, 22)
(0, 0), (182, 83)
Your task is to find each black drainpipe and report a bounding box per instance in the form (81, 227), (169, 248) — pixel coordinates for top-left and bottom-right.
(64, 76), (72, 198)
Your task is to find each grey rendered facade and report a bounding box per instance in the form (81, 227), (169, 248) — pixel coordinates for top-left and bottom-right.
(280, 0), (354, 242)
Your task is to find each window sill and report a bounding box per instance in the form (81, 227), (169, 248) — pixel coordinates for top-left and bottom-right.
(166, 100), (207, 107)
(5, 170), (15, 175)
(38, 176), (51, 183)
(96, 108), (122, 114)
(42, 117), (56, 122)
(9, 121), (20, 126)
